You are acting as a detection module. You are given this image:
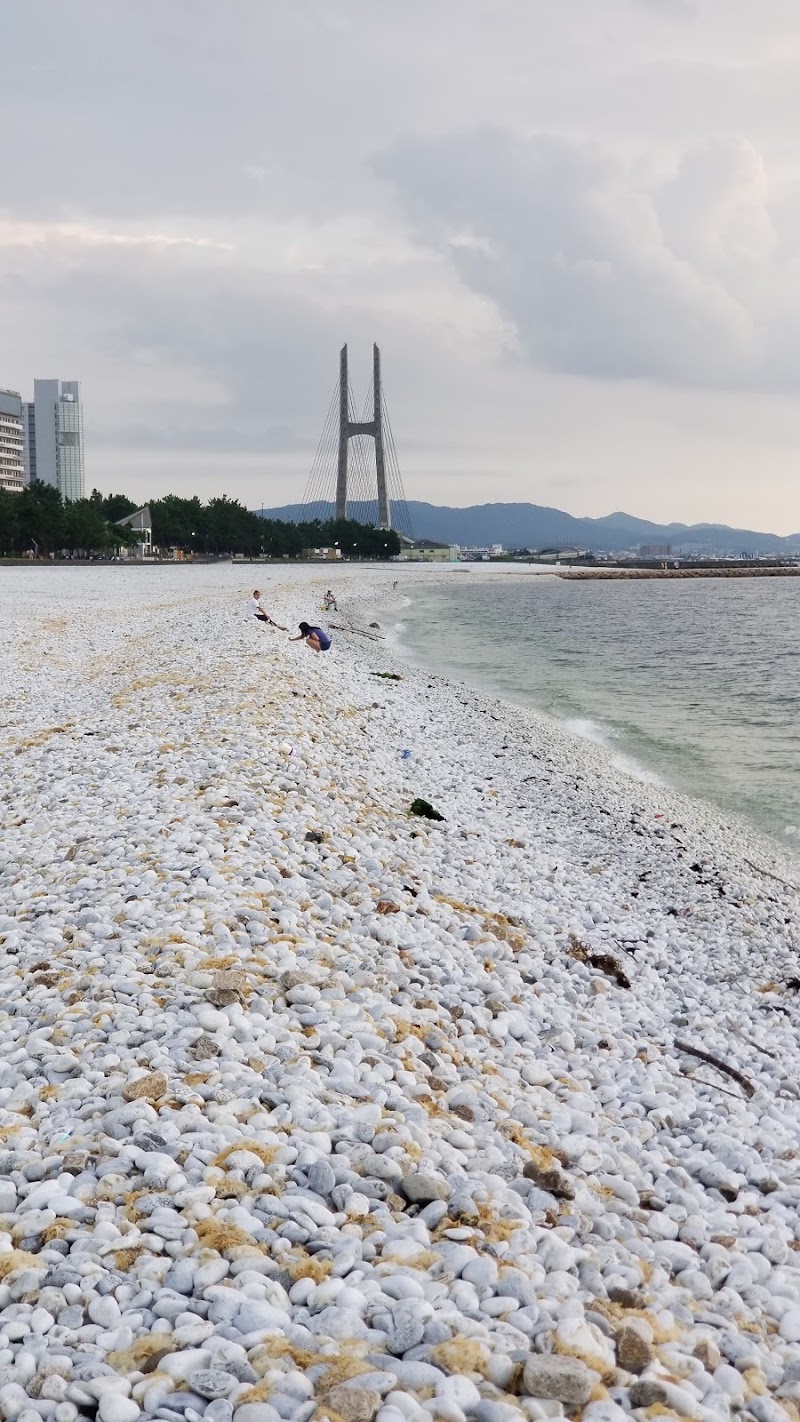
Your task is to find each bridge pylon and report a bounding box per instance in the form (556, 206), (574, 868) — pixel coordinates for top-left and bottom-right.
(300, 345), (412, 537)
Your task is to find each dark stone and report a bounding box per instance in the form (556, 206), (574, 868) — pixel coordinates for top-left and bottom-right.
(134, 1133), (175, 1155)
(141, 1348), (175, 1375)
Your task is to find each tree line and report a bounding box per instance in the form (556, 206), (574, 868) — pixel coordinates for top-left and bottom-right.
(0, 484), (402, 559)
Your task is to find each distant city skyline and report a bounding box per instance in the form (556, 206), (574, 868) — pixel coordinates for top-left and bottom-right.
(4, 3), (800, 531)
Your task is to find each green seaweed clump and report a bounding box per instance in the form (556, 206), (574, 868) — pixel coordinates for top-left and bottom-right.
(409, 798), (445, 822)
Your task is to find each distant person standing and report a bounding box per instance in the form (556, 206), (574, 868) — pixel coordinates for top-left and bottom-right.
(290, 621), (332, 653)
(323, 589), (338, 612)
(245, 590), (287, 630)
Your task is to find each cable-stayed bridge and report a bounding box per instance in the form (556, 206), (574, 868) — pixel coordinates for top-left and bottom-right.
(300, 345), (413, 537)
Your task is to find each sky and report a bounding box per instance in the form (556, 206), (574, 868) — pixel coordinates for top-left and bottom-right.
(4, 0), (800, 533)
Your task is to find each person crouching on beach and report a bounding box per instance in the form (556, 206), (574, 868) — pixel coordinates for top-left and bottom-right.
(246, 590), (287, 631)
(290, 621), (332, 653)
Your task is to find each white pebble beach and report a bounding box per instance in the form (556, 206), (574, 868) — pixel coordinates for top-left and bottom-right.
(1, 563), (799, 1422)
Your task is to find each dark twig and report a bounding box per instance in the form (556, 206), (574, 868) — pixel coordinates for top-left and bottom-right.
(328, 623), (384, 641)
(688, 1075), (746, 1102)
(674, 1040), (756, 1098)
(744, 859), (799, 893)
(727, 1020), (778, 1061)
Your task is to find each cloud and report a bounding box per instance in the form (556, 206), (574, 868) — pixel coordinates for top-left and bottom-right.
(0, 228), (483, 491)
(101, 420), (306, 455)
(655, 139), (776, 276)
(0, 220), (232, 252)
(4, 0), (800, 529)
(636, 0), (698, 14)
(374, 128), (800, 390)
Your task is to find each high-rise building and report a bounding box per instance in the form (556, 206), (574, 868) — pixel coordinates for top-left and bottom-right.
(22, 400), (36, 482)
(22, 379), (85, 501)
(0, 389), (25, 493)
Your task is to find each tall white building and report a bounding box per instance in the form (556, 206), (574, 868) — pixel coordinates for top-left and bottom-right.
(22, 379), (85, 501)
(0, 389), (25, 493)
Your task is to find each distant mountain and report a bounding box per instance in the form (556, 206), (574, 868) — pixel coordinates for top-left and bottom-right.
(255, 500), (800, 556)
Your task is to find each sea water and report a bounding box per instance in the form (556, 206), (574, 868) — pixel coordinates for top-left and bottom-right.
(394, 572), (800, 852)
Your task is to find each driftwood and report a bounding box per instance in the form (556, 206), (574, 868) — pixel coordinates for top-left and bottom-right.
(727, 1020), (778, 1061)
(744, 859), (799, 893)
(691, 1076), (751, 1102)
(674, 1039), (756, 1098)
(328, 623), (384, 642)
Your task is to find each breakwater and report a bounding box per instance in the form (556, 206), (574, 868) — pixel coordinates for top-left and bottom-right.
(558, 565), (800, 579)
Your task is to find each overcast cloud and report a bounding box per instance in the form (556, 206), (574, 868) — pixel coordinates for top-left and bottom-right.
(4, 0), (800, 531)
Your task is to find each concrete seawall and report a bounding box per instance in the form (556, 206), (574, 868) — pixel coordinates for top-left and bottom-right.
(558, 565), (800, 579)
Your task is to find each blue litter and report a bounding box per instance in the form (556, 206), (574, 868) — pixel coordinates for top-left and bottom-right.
(400, 750), (412, 760)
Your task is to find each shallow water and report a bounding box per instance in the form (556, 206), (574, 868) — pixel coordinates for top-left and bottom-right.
(394, 575), (800, 852)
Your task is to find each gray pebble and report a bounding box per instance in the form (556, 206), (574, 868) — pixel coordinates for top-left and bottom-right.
(522, 1356), (593, 1405)
(385, 1320), (426, 1355)
(204, 1405), (234, 1422)
(185, 1373), (237, 1402)
(399, 1173), (451, 1204)
(307, 1160), (336, 1198)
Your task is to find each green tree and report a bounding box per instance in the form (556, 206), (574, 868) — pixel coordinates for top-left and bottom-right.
(64, 499), (115, 553)
(205, 496), (264, 555)
(113, 523), (141, 553)
(0, 479), (403, 559)
(99, 491), (138, 523)
(259, 517), (307, 558)
(16, 481), (66, 554)
(311, 518), (400, 559)
(0, 489), (21, 555)
(150, 495), (206, 552)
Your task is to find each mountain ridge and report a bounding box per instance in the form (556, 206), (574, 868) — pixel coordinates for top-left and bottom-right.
(255, 500), (800, 555)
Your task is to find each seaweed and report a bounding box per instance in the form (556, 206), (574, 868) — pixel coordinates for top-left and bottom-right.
(409, 798), (446, 822)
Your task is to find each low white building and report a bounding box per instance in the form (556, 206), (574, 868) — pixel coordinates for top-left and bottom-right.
(397, 539), (459, 563)
(115, 506), (153, 558)
(303, 547), (342, 561)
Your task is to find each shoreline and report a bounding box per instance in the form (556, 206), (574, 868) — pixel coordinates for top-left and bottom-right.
(4, 560), (799, 580)
(354, 569), (800, 882)
(1, 563), (800, 1422)
(371, 572), (800, 867)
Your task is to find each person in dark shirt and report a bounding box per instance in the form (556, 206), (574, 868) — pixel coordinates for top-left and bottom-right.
(290, 621), (332, 652)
